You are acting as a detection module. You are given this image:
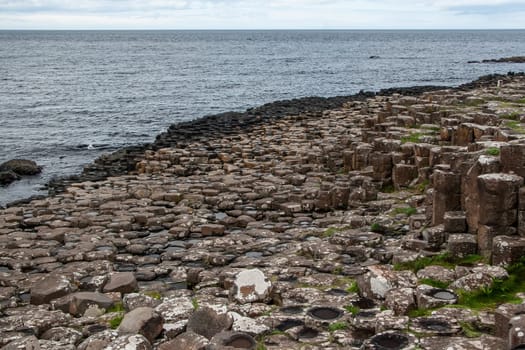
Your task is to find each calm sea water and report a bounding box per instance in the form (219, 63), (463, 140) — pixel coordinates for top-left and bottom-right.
(1, 30), (525, 205)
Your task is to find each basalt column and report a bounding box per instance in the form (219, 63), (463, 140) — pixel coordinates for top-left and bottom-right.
(431, 168), (461, 226)
(476, 173), (523, 259)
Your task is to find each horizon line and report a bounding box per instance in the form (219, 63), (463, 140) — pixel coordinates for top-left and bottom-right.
(1, 28), (525, 31)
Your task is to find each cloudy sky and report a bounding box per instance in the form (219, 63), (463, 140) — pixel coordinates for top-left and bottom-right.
(0, 0), (524, 29)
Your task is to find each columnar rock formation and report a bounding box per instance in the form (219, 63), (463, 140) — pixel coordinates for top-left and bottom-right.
(1, 73), (525, 349)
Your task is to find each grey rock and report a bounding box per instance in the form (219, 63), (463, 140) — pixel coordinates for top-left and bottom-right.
(157, 331), (208, 350)
(0, 159), (42, 176)
(118, 307), (163, 343)
(103, 272), (138, 294)
(30, 275), (74, 305)
(186, 306), (233, 340)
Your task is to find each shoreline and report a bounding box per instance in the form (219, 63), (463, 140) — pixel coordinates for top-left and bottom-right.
(2, 72), (525, 348)
(14, 72), (514, 208)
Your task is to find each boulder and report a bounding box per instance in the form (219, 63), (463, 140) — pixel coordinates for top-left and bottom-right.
(30, 275), (74, 305)
(52, 292), (114, 317)
(357, 265), (417, 300)
(0, 170), (20, 186)
(118, 307), (163, 343)
(158, 331), (208, 350)
(0, 159), (42, 175)
(103, 272), (138, 294)
(186, 307), (233, 340)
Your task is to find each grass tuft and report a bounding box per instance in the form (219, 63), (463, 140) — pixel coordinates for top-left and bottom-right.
(344, 304), (361, 316)
(191, 297), (199, 310)
(485, 147), (500, 156)
(460, 321), (482, 338)
(418, 278), (450, 289)
(394, 253), (484, 272)
(392, 206), (418, 217)
(401, 132), (423, 144)
(328, 321), (348, 332)
(109, 315), (124, 329)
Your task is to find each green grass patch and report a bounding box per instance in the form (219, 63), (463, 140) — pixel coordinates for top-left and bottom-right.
(109, 315), (124, 329)
(485, 147), (500, 156)
(321, 225), (352, 238)
(418, 278), (450, 289)
(144, 290), (162, 300)
(408, 308), (434, 318)
(344, 304), (361, 316)
(500, 112), (521, 120)
(392, 206), (418, 217)
(455, 258), (525, 310)
(346, 280), (360, 294)
(394, 253), (484, 272)
(191, 297), (199, 310)
(516, 98), (525, 104)
(381, 184), (396, 193)
(370, 222), (387, 234)
(505, 120), (525, 133)
(460, 321), (482, 338)
(401, 132), (423, 144)
(328, 321), (348, 332)
(106, 302), (125, 313)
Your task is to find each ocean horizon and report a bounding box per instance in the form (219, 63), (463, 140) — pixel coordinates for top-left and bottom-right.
(1, 29), (525, 205)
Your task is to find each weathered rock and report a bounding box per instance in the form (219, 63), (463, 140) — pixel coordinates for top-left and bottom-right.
(105, 334), (151, 350)
(415, 285), (457, 310)
(41, 327), (83, 345)
(443, 211), (467, 233)
(229, 311), (270, 336)
(103, 272), (138, 294)
(494, 303), (525, 339)
(30, 275), (74, 305)
(492, 235), (525, 265)
(447, 234), (478, 259)
(508, 314), (525, 350)
(207, 331), (257, 350)
(0, 159), (42, 175)
(0, 170), (20, 186)
(52, 292), (114, 317)
(231, 269), (272, 304)
(357, 265), (417, 300)
(77, 330), (118, 350)
(432, 169), (461, 226)
(158, 331), (208, 350)
(118, 307), (163, 343)
(384, 287), (416, 316)
(186, 306), (233, 340)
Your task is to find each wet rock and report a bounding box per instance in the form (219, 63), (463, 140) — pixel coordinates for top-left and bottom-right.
(410, 316), (461, 336)
(103, 272), (138, 294)
(0, 170), (20, 186)
(158, 331), (208, 350)
(231, 268), (272, 304)
(0, 159), (42, 176)
(30, 275), (74, 305)
(118, 307), (163, 343)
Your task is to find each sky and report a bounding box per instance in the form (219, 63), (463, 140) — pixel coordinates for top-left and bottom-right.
(0, 0), (524, 30)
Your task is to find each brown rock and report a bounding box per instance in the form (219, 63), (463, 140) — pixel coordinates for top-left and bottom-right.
(118, 307), (163, 343)
(103, 272), (138, 294)
(187, 307), (233, 340)
(158, 331), (208, 350)
(30, 275), (74, 305)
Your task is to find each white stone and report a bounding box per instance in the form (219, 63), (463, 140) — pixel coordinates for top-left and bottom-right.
(229, 311), (270, 336)
(232, 268), (272, 304)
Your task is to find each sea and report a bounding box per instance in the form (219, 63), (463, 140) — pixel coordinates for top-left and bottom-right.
(1, 30), (525, 206)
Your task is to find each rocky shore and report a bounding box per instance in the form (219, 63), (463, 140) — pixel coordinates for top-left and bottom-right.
(2, 73), (525, 349)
